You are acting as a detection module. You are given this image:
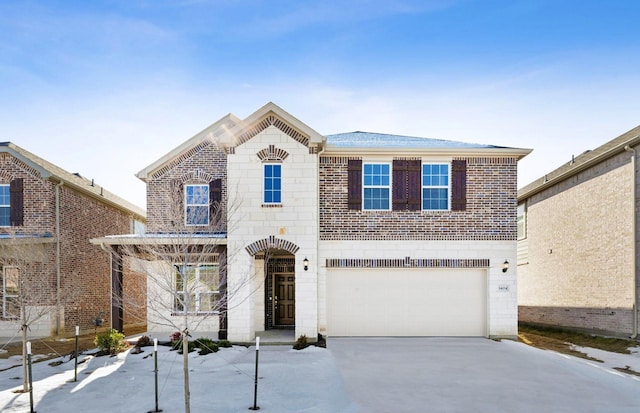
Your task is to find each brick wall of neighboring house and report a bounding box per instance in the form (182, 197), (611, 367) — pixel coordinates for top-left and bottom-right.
(122, 256), (147, 328)
(58, 185), (136, 333)
(0, 155), (57, 333)
(146, 140), (227, 233)
(319, 156), (519, 241)
(518, 149), (635, 337)
(0, 153), (56, 235)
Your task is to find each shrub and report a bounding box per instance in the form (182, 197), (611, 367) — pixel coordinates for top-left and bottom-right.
(95, 329), (128, 355)
(217, 339), (232, 348)
(137, 335), (152, 347)
(196, 337), (219, 355)
(293, 334), (309, 350)
(177, 340), (197, 354)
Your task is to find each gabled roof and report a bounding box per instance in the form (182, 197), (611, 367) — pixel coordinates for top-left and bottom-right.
(137, 102), (324, 182)
(324, 131), (531, 158)
(220, 102), (324, 147)
(518, 125), (640, 200)
(0, 142), (145, 219)
(136, 113), (241, 181)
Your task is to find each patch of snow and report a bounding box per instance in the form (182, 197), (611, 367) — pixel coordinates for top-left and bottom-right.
(571, 345), (640, 376)
(0, 344), (355, 413)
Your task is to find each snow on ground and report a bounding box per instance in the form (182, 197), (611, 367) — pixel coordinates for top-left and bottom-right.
(571, 345), (640, 375)
(0, 344), (356, 413)
(3, 339), (640, 413)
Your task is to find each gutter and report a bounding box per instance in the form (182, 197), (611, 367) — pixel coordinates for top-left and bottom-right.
(519, 134), (640, 201)
(55, 181), (64, 335)
(625, 145), (638, 339)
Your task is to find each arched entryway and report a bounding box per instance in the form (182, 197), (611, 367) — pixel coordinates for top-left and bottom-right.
(265, 255), (295, 329)
(245, 236), (300, 331)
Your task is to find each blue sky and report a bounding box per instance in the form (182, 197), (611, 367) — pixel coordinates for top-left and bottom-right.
(1, 0), (639, 209)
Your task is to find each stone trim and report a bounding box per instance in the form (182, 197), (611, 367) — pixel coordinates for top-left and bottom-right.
(234, 115), (310, 149)
(175, 169), (216, 184)
(326, 257), (490, 269)
(257, 145), (289, 162)
(245, 235), (300, 256)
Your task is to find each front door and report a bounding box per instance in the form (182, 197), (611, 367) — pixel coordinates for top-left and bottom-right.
(275, 273), (295, 326)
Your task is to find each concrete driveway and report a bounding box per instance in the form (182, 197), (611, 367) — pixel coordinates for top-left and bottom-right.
(328, 337), (640, 413)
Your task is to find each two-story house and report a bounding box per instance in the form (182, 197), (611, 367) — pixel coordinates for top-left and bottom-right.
(94, 102), (530, 342)
(518, 125), (640, 338)
(0, 142), (146, 339)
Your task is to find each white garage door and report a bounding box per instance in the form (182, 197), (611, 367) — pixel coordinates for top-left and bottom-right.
(327, 268), (486, 336)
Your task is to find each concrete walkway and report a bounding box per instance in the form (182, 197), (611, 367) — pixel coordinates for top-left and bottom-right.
(328, 337), (640, 413)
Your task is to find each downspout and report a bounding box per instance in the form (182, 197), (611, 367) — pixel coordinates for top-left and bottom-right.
(625, 145), (637, 339)
(55, 181), (64, 335)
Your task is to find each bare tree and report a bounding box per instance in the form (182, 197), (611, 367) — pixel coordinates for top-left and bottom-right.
(0, 234), (77, 392)
(107, 180), (268, 413)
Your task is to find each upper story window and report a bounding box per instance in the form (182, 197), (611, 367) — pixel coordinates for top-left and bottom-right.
(422, 164), (450, 210)
(517, 203), (527, 240)
(363, 163), (390, 210)
(2, 266), (19, 319)
(174, 264), (220, 314)
(0, 185), (9, 227)
(348, 159), (466, 212)
(263, 164), (282, 204)
(185, 184), (209, 226)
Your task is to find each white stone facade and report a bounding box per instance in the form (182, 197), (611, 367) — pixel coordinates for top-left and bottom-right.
(226, 125), (319, 342)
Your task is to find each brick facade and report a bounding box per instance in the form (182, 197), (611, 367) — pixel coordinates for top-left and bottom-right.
(518, 132), (639, 337)
(0, 146), (146, 338)
(319, 156), (518, 241)
(146, 140), (227, 233)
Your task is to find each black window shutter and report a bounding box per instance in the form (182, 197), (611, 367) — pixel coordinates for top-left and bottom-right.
(407, 160), (422, 211)
(210, 179), (222, 220)
(451, 160), (467, 211)
(347, 159), (362, 210)
(392, 160), (408, 211)
(10, 178), (23, 226)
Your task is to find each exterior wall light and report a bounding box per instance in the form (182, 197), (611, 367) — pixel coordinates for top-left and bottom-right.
(303, 257), (309, 271)
(502, 260), (509, 273)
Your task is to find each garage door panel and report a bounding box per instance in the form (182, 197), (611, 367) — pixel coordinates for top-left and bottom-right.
(327, 269), (486, 337)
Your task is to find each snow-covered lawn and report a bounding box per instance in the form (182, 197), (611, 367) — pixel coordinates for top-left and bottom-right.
(0, 344), (356, 413)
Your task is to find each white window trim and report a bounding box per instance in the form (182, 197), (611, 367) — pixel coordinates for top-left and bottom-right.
(184, 184), (209, 227)
(517, 202), (527, 240)
(263, 163), (282, 205)
(362, 162), (392, 211)
(422, 163), (451, 211)
(174, 264), (220, 315)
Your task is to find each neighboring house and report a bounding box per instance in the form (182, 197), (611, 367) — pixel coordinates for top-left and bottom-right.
(518, 125), (640, 338)
(93, 102), (530, 342)
(0, 142), (146, 338)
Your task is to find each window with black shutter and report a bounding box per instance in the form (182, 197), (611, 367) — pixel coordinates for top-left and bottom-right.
(209, 179), (222, 220)
(451, 160), (467, 211)
(392, 159), (421, 211)
(9, 178), (23, 227)
(347, 159), (362, 210)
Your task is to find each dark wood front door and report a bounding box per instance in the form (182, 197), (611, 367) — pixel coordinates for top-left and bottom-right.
(275, 273), (295, 326)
